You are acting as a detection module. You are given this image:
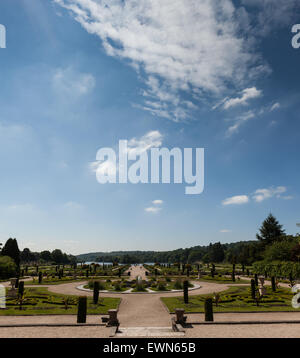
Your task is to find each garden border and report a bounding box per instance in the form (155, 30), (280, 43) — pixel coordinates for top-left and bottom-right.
(76, 283), (201, 294)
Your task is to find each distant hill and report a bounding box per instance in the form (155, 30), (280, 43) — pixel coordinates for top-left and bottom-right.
(76, 240), (258, 264)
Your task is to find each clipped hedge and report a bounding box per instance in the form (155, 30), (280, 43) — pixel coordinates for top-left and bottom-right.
(252, 261), (300, 279)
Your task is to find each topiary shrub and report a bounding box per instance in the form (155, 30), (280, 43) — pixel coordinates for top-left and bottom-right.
(93, 281), (99, 304)
(254, 273), (258, 286)
(271, 276), (276, 292)
(251, 279), (256, 299)
(183, 280), (188, 304)
(77, 296), (87, 323)
(38, 272), (43, 284)
(174, 279), (183, 290)
(18, 281), (24, 298)
(204, 298), (214, 321)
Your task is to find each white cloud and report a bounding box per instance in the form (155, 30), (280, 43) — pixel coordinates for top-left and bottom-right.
(63, 201), (83, 209)
(220, 229), (232, 233)
(90, 130), (163, 175)
(222, 195), (249, 206)
(127, 130), (163, 156)
(7, 203), (34, 211)
(222, 186), (292, 206)
(252, 186), (287, 202)
(55, 0), (266, 121)
(152, 200), (163, 205)
(52, 67), (95, 97)
(270, 102), (280, 111)
(144, 206), (161, 213)
(241, 0), (300, 36)
(226, 110), (255, 136)
(223, 87), (262, 109)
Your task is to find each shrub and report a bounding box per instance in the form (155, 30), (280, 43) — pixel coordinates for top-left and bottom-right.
(251, 279), (256, 299)
(183, 280), (188, 304)
(77, 296), (87, 323)
(38, 272), (43, 284)
(88, 280), (105, 290)
(0, 256), (16, 279)
(18, 281), (24, 298)
(93, 281), (99, 304)
(113, 281), (122, 291)
(157, 281), (166, 291)
(174, 279), (183, 290)
(204, 298), (214, 321)
(271, 276), (276, 292)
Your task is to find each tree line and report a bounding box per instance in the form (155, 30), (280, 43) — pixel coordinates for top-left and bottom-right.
(0, 238), (77, 278)
(77, 214), (300, 265)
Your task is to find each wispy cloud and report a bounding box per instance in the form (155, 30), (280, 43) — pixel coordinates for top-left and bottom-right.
(145, 199), (164, 213)
(223, 87), (262, 110)
(63, 201), (84, 209)
(54, 0), (268, 121)
(152, 200), (163, 205)
(222, 195), (249, 206)
(222, 186), (293, 206)
(252, 186), (287, 202)
(220, 229), (232, 233)
(270, 102), (280, 111)
(226, 110), (255, 136)
(90, 130), (163, 176)
(52, 67), (95, 97)
(144, 206), (161, 213)
(240, 0), (300, 36)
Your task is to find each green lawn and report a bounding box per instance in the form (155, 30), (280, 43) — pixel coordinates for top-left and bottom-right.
(0, 287), (120, 316)
(161, 285), (298, 313)
(197, 276), (249, 284)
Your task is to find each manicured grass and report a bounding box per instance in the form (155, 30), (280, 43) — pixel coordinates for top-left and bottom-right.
(0, 287), (120, 315)
(161, 285), (297, 313)
(197, 276), (249, 284)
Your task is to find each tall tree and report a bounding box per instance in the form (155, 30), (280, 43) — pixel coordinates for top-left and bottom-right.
(1, 238), (20, 267)
(40, 250), (52, 262)
(51, 249), (64, 264)
(256, 214), (285, 247)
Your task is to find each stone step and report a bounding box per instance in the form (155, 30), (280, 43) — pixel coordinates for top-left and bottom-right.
(114, 326), (185, 337)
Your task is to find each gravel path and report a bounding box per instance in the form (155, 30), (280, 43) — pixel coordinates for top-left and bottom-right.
(185, 323), (300, 338)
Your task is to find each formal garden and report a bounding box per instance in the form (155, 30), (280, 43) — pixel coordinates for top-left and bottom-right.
(0, 287), (120, 316)
(161, 285), (297, 313)
(84, 277), (196, 293)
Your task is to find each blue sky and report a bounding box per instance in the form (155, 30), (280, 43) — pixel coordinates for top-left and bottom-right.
(0, 0), (300, 254)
